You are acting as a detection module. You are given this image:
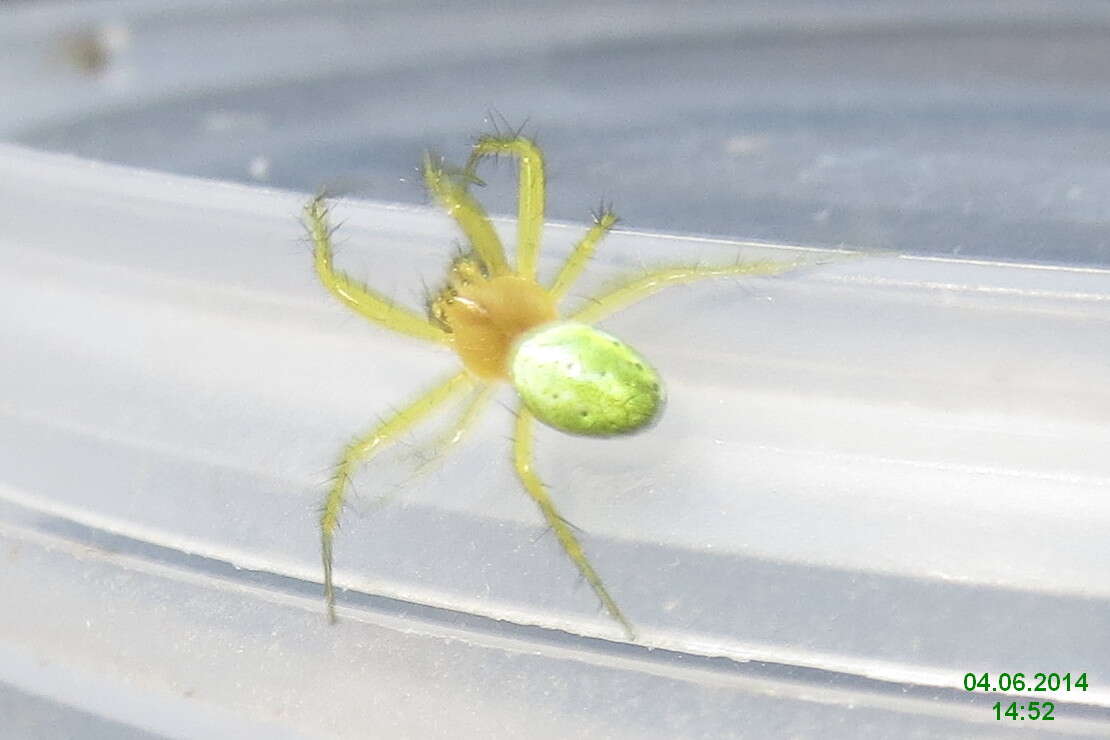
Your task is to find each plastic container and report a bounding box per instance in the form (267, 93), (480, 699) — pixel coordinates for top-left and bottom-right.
(3, 1), (1110, 737)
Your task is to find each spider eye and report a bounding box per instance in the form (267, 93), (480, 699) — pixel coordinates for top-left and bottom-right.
(510, 322), (665, 437)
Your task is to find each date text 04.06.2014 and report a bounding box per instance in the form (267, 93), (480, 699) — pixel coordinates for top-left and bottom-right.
(963, 672), (1088, 694)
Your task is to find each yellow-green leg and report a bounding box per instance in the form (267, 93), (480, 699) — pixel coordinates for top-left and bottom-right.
(321, 371), (473, 622)
(422, 154), (510, 276)
(465, 135), (545, 279)
(365, 382), (500, 509)
(549, 207), (619, 300)
(570, 260), (809, 325)
(512, 407), (635, 639)
(412, 382), (497, 476)
(306, 196), (451, 344)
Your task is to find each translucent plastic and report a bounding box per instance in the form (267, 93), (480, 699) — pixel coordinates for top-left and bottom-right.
(4, 1), (1110, 737)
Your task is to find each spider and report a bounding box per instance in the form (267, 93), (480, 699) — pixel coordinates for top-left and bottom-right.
(305, 133), (808, 639)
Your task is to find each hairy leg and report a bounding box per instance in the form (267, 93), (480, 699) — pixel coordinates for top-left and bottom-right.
(549, 207), (618, 301)
(512, 407), (635, 639)
(465, 135), (545, 279)
(306, 196), (451, 344)
(320, 371), (473, 622)
(411, 382), (498, 476)
(570, 260), (808, 324)
(423, 155), (510, 276)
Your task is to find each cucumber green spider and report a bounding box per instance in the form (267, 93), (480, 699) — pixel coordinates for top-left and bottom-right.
(305, 134), (807, 639)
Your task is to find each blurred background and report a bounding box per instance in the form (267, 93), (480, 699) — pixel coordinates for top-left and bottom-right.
(8, 0), (1110, 264)
(4, 2), (1110, 738)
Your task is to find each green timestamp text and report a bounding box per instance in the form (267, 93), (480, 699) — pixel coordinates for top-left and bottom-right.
(964, 672), (1088, 693)
(993, 701), (1054, 721)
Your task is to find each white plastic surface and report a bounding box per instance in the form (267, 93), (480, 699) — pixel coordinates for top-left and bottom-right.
(4, 1), (1110, 738)
(3, 143), (1110, 736)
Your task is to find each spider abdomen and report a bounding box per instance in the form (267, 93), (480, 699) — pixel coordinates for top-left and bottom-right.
(510, 322), (664, 437)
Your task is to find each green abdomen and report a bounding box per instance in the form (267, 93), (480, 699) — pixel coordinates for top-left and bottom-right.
(510, 322), (665, 437)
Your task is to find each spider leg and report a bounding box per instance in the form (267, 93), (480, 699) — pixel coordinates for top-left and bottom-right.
(320, 371), (472, 622)
(569, 259), (810, 325)
(512, 407), (635, 640)
(465, 135), (545, 279)
(549, 206), (619, 301)
(411, 382), (498, 477)
(356, 383), (498, 512)
(306, 196), (451, 344)
(422, 154), (510, 276)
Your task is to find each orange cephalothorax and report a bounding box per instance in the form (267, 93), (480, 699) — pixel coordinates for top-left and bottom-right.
(431, 257), (558, 379)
